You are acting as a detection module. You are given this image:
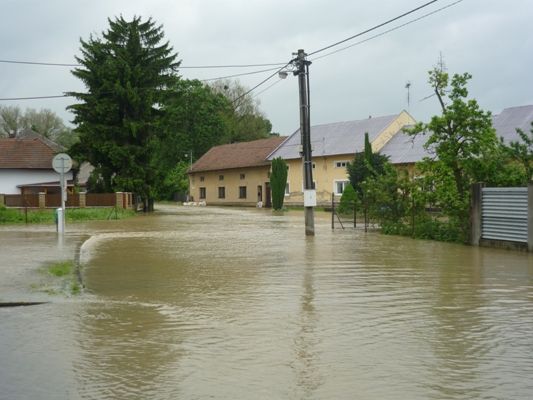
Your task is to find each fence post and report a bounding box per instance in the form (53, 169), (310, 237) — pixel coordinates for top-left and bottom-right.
(353, 200), (356, 228)
(364, 199), (368, 233)
(38, 192), (46, 209)
(527, 182), (533, 252)
(470, 182), (484, 246)
(79, 192), (86, 208)
(115, 192), (123, 209)
(331, 193), (334, 229)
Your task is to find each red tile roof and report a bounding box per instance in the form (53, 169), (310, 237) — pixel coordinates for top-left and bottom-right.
(190, 136), (287, 173)
(0, 136), (58, 169)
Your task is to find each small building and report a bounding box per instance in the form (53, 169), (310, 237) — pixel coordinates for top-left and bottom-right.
(267, 110), (415, 205)
(0, 132), (72, 195)
(188, 136), (287, 206)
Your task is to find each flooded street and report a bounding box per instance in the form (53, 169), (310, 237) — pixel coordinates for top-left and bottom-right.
(1, 205), (533, 399)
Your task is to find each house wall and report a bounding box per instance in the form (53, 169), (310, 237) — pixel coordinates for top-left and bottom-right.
(283, 112), (417, 206)
(0, 169), (73, 194)
(189, 166), (271, 206)
(284, 155), (354, 206)
(372, 110), (416, 152)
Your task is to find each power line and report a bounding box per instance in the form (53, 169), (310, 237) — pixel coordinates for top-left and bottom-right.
(181, 62), (286, 69)
(245, 0), (457, 101)
(0, 59), (79, 67)
(232, 62), (292, 105)
(201, 66), (283, 82)
(311, 0), (463, 62)
(0, 58), (286, 69)
(0, 95), (69, 101)
(0, 0), (461, 103)
(252, 78), (284, 98)
(308, 0), (439, 56)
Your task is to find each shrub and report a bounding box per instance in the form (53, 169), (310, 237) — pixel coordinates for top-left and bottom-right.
(337, 184), (357, 215)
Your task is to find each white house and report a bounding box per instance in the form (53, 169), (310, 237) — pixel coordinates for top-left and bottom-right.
(0, 133), (72, 195)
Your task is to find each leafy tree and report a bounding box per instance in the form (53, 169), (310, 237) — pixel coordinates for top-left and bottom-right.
(210, 79), (273, 142)
(270, 157), (288, 210)
(68, 16), (179, 211)
(156, 160), (190, 200)
(0, 105), (23, 137)
(407, 68), (498, 240)
(0, 105), (78, 147)
(22, 108), (64, 138)
(501, 122), (533, 184)
(158, 79), (231, 162)
(347, 132), (389, 198)
(153, 79), (233, 199)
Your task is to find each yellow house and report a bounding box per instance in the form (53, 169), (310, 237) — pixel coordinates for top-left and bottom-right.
(188, 136), (286, 206)
(267, 111), (416, 206)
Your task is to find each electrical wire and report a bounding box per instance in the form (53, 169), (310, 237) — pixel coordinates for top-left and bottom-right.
(181, 62), (286, 69)
(311, 0), (463, 62)
(252, 78), (284, 98)
(231, 62), (292, 105)
(308, 0), (439, 56)
(0, 59), (79, 67)
(233, 0), (459, 101)
(200, 66), (283, 82)
(0, 0), (461, 102)
(0, 58), (286, 69)
(0, 95), (69, 101)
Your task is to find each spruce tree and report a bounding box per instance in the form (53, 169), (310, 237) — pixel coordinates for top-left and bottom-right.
(68, 16), (179, 211)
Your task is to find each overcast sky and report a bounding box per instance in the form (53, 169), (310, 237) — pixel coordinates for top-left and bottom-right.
(1, 0), (532, 135)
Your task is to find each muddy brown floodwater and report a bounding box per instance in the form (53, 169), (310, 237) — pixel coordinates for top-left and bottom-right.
(1, 205), (533, 399)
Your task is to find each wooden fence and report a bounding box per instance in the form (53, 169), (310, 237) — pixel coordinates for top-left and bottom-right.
(0, 192), (134, 209)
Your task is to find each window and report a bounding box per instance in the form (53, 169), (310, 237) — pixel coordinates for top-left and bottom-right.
(285, 183), (290, 196)
(335, 161), (348, 168)
(334, 180), (350, 195)
(200, 176), (205, 182)
(219, 175), (224, 181)
(218, 187), (225, 199)
(199, 187), (206, 199)
(302, 181), (317, 191)
(239, 186), (247, 199)
(312, 163), (316, 169)
(240, 173), (245, 180)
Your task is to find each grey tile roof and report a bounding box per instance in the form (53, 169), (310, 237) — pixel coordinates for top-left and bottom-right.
(380, 127), (433, 164)
(383, 105), (533, 165)
(268, 114), (399, 160)
(492, 105), (533, 144)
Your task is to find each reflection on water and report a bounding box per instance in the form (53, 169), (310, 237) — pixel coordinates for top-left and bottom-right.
(1, 205), (533, 399)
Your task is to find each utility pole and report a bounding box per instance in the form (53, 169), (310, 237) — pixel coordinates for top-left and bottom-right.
(294, 49), (315, 236)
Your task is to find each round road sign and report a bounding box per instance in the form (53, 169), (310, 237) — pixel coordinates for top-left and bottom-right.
(52, 153), (73, 174)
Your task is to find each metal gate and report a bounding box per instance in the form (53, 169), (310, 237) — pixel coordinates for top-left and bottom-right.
(482, 187), (528, 243)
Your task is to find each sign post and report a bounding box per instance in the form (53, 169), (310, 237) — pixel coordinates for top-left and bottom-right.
(52, 153), (72, 234)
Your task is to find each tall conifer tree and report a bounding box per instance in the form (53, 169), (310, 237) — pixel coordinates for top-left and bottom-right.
(270, 157), (288, 210)
(68, 16), (179, 211)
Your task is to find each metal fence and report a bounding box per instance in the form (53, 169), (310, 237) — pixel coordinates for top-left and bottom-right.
(330, 194), (370, 231)
(481, 187), (528, 243)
